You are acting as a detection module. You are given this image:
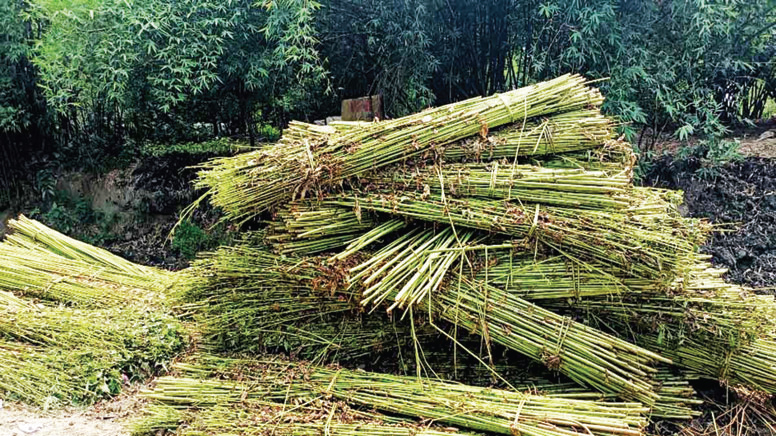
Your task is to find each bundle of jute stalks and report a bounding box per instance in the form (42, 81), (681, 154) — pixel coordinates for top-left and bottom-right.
(0, 215), (176, 306)
(178, 243), (426, 363)
(0, 217), (185, 406)
(451, 247), (776, 393)
(0, 303), (184, 405)
(189, 74), (606, 223)
(132, 403), (483, 436)
(393, 342), (702, 420)
(137, 354), (649, 436)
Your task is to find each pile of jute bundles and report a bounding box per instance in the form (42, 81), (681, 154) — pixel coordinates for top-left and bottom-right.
(138, 74), (776, 436)
(0, 216), (185, 407)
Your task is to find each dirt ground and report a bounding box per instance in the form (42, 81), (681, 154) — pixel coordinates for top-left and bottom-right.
(0, 407), (126, 436)
(735, 122), (776, 158)
(0, 390), (144, 436)
(645, 132), (776, 289)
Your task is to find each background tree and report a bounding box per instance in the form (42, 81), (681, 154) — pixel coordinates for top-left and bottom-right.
(320, 0), (437, 117)
(1, 0), (48, 205)
(0, 0), (774, 200)
(29, 0), (327, 153)
(528, 0), (776, 146)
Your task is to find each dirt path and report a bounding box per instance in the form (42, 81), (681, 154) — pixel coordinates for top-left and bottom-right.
(738, 128), (776, 158)
(0, 407), (126, 436)
(0, 390), (145, 436)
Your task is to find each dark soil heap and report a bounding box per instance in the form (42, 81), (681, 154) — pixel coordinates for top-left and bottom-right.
(644, 156), (776, 289)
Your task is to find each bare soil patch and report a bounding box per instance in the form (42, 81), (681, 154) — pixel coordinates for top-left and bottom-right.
(0, 388), (145, 436)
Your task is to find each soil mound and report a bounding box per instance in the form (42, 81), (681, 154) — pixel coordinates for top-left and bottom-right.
(645, 156), (776, 288)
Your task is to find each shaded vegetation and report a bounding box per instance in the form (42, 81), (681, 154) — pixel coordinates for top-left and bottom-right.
(1, 1), (775, 212)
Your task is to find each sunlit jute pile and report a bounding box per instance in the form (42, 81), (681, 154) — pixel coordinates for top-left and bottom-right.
(0, 216), (185, 406)
(3, 75), (776, 435)
(166, 74), (776, 435)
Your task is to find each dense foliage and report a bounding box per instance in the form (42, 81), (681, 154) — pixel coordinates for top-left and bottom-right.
(30, 0), (325, 145)
(1, 0), (775, 202)
(324, 1), (776, 140)
(529, 1), (776, 145)
(1, 0), (47, 202)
